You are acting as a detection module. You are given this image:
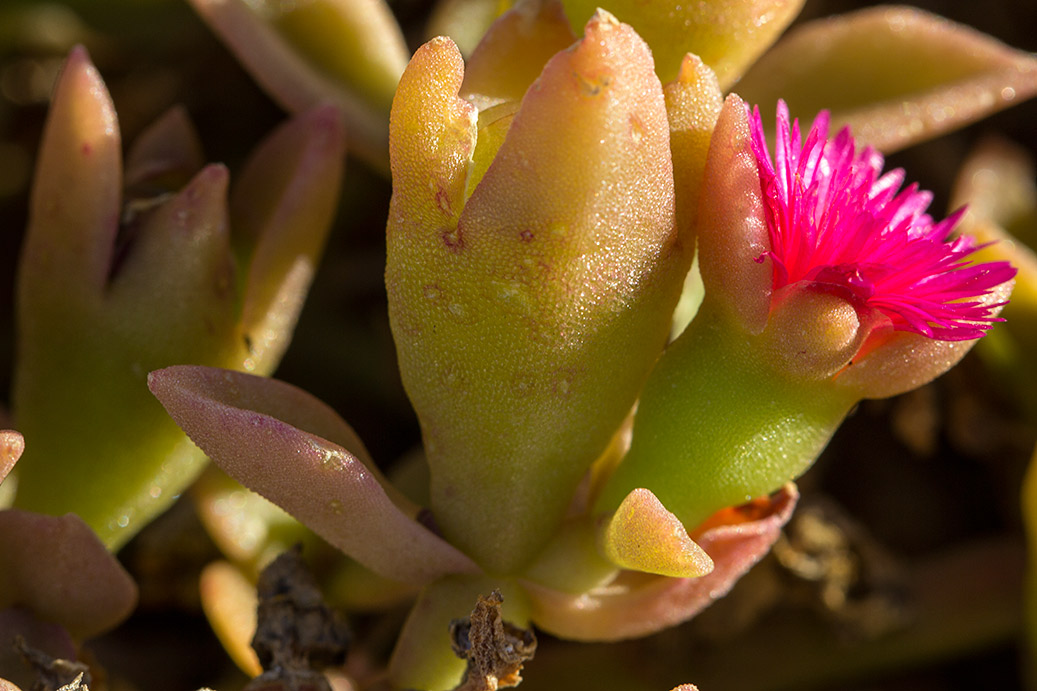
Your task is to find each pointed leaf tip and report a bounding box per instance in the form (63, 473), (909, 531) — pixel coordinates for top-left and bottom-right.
(0, 431), (24, 485)
(526, 485), (798, 641)
(23, 44), (121, 300)
(600, 488), (714, 578)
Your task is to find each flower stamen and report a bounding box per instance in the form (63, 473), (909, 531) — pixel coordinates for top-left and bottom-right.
(748, 100), (1016, 342)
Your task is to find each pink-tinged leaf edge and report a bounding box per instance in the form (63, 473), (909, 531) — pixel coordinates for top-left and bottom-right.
(148, 366), (480, 583)
(523, 484), (797, 640)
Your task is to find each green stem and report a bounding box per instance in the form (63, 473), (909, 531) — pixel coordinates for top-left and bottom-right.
(596, 301), (858, 528)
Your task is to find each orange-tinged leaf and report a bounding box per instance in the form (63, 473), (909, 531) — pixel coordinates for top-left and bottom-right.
(600, 488), (714, 578)
(200, 561), (263, 677)
(388, 36), (476, 233)
(694, 94), (771, 334)
(664, 53), (724, 293)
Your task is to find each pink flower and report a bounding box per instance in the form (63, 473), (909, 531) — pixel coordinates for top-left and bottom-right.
(749, 100), (1016, 344)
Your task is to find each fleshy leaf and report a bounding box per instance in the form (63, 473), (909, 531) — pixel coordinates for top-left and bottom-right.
(664, 54), (724, 337)
(693, 94), (772, 334)
(665, 53), (724, 241)
(459, 0), (576, 111)
(526, 485), (796, 640)
(232, 104), (346, 373)
(20, 44), (119, 309)
(387, 36), (476, 232)
(736, 6), (1037, 153)
(426, 0), (507, 57)
(558, 0), (803, 85)
(12, 48), (344, 550)
(14, 160), (239, 548)
(199, 560), (262, 677)
(599, 488), (714, 578)
(188, 0), (402, 169)
(0, 510), (138, 640)
(108, 164), (236, 333)
(388, 14), (686, 572)
(148, 366), (480, 584)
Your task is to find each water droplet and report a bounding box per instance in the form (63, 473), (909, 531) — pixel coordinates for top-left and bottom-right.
(320, 449), (344, 471)
(328, 499), (343, 515)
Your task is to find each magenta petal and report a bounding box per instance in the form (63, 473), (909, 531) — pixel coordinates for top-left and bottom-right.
(749, 100), (1016, 343)
(523, 485), (797, 641)
(148, 366), (480, 584)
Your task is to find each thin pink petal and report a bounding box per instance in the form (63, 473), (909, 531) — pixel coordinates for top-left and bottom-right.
(750, 100), (1016, 343)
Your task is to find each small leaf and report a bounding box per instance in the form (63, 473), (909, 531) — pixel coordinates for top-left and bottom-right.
(232, 105), (346, 373)
(20, 45), (120, 308)
(388, 36), (476, 232)
(599, 488), (713, 578)
(199, 561), (262, 677)
(693, 94), (772, 334)
(459, 0), (576, 110)
(124, 105), (205, 194)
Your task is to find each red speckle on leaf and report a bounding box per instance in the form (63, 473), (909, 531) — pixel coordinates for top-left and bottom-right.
(441, 227), (464, 252)
(435, 185), (452, 215)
